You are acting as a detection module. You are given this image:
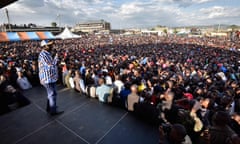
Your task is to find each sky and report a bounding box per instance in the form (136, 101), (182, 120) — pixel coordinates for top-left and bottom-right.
(0, 0), (240, 29)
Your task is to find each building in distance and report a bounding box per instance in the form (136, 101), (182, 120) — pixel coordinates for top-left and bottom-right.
(73, 19), (111, 33)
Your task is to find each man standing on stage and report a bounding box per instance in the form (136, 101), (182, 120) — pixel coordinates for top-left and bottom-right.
(38, 40), (63, 116)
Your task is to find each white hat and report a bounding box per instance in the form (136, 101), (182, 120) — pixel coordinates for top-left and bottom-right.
(16, 67), (22, 72)
(40, 40), (53, 47)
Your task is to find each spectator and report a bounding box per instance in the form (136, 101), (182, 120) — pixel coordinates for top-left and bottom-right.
(29, 60), (39, 86)
(113, 74), (124, 94)
(73, 70), (82, 93)
(209, 111), (236, 144)
(159, 123), (192, 144)
(61, 61), (68, 86)
(119, 82), (131, 107)
(96, 78), (111, 103)
(16, 70), (32, 90)
(229, 113), (240, 135)
(65, 69), (72, 88)
(127, 84), (140, 111)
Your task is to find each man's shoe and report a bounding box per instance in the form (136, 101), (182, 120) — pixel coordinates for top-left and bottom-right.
(50, 111), (64, 116)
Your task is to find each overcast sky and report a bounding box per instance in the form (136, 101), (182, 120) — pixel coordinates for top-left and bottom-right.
(0, 0), (240, 28)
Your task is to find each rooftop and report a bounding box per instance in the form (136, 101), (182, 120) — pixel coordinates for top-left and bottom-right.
(0, 0), (18, 9)
(78, 20), (109, 25)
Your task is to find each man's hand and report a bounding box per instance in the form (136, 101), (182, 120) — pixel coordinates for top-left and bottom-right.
(191, 100), (201, 113)
(159, 126), (165, 140)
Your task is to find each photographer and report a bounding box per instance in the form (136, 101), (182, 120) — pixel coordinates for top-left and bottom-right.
(159, 123), (192, 144)
(158, 91), (180, 124)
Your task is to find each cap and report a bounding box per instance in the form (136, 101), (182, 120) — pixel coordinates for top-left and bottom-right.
(183, 93), (193, 100)
(40, 40), (53, 47)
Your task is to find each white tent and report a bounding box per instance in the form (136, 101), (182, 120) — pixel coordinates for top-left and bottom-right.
(177, 28), (190, 35)
(55, 27), (81, 39)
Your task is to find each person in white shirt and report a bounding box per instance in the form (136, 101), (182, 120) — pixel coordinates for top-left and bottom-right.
(103, 71), (112, 85)
(113, 75), (124, 94)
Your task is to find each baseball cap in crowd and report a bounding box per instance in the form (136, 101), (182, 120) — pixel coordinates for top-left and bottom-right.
(183, 93), (193, 100)
(40, 40), (53, 47)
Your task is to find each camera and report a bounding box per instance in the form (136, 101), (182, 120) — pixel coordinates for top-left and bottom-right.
(161, 123), (172, 134)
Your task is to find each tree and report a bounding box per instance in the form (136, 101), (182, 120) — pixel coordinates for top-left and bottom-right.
(163, 29), (168, 34)
(28, 23), (36, 28)
(51, 22), (57, 27)
(173, 28), (178, 34)
(230, 25), (238, 31)
(151, 28), (155, 31)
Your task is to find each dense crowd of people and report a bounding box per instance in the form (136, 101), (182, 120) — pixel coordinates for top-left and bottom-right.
(0, 34), (240, 144)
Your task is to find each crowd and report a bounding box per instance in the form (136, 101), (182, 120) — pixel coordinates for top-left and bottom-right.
(0, 34), (240, 144)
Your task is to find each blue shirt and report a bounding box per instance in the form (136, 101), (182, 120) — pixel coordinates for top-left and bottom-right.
(79, 66), (86, 76)
(38, 50), (58, 84)
(119, 89), (131, 103)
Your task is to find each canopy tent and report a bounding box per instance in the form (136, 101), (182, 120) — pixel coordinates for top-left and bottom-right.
(177, 29), (190, 35)
(0, 32), (20, 42)
(8, 32), (21, 41)
(0, 31), (55, 42)
(36, 32), (55, 40)
(18, 32), (40, 41)
(0, 32), (9, 42)
(55, 27), (81, 39)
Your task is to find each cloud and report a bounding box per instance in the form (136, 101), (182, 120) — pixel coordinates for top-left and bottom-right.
(1, 0), (239, 28)
(119, 2), (144, 17)
(18, 0), (45, 7)
(176, 6), (240, 26)
(200, 6), (225, 18)
(155, 0), (215, 7)
(200, 6), (240, 19)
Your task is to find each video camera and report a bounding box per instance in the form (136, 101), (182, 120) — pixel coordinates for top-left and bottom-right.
(161, 123), (172, 134)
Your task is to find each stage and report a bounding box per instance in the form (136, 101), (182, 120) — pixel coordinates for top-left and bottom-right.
(0, 85), (159, 144)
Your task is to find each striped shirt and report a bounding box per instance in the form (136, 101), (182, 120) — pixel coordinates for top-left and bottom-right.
(38, 50), (58, 84)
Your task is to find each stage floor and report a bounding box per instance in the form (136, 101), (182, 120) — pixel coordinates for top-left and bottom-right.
(0, 85), (159, 144)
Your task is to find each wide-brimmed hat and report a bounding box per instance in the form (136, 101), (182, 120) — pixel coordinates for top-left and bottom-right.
(40, 40), (53, 47)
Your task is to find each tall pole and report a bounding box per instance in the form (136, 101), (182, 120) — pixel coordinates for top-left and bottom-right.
(56, 13), (61, 32)
(57, 14), (61, 27)
(5, 8), (11, 31)
(217, 24), (220, 33)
